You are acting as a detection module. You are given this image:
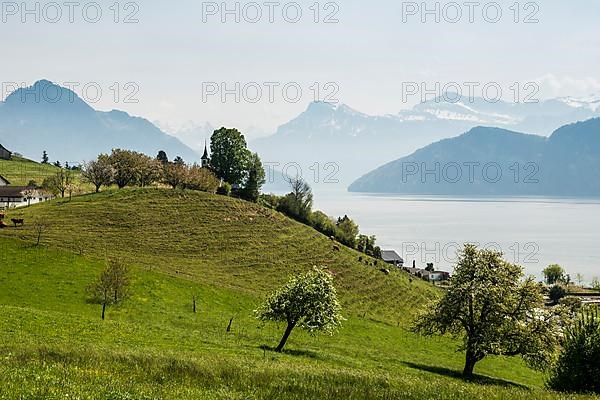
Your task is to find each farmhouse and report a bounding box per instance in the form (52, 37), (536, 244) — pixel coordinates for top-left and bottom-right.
(381, 250), (404, 267)
(0, 186), (53, 208)
(422, 270), (451, 283)
(0, 144), (12, 160)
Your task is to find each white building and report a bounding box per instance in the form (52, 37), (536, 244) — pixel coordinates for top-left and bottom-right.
(0, 184), (54, 208)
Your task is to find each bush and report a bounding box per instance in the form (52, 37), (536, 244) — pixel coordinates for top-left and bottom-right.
(258, 194), (281, 210)
(549, 285), (567, 304)
(548, 309), (600, 394)
(217, 182), (232, 196)
(559, 296), (583, 312)
(184, 165), (219, 193)
(310, 211), (337, 238)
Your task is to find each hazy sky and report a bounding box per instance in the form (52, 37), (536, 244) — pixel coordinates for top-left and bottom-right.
(1, 0), (599, 138)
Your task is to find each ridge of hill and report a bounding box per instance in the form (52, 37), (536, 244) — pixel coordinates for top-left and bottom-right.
(2, 188), (436, 322)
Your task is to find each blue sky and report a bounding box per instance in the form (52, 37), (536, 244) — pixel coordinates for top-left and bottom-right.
(1, 0), (599, 137)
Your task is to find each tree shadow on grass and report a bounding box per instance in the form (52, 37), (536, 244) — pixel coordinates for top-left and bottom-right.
(401, 361), (530, 390)
(259, 344), (320, 359)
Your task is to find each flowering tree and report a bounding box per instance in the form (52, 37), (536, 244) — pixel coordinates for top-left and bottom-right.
(413, 244), (560, 377)
(255, 267), (344, 352)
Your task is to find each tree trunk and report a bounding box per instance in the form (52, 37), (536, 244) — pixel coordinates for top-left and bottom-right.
(463, 350), (478, 377)
(101, 302), (106, 320)
(275, 322), (296, 353)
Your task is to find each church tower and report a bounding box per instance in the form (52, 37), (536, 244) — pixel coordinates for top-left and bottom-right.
(201, 140), (210, 168)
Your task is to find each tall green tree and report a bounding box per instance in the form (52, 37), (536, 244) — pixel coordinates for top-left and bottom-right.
(156, 150), (169, 165)
(543, 264), (566, 285)
(209, 127), (251, 185)
(413, 244), (560, 377)
(41, 150), (49, 164)
(336, 215), (359, 248)
(255, 267), (344, 353)
(240, 152), (265, 202)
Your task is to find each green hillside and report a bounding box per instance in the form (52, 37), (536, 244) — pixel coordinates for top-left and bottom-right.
(0, 156), (59, 186)
(0, 189), (593, 399)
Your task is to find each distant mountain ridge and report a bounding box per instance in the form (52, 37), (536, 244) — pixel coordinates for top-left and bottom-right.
(348, 118), (600, 196)
(0, 80), (198, 163)
(250, 96), (600, 184)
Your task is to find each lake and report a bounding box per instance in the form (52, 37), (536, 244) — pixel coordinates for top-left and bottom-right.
(311, 188), (600, 283)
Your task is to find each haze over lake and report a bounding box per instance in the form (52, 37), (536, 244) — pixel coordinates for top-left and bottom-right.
(312, 188), (600, 282)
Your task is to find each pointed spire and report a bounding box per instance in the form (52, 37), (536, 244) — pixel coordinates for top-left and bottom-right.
(201, 139), (210, 168)
(201, 139), (209, 160)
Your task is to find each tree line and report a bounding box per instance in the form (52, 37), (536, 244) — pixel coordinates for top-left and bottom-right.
(41, 127), (267, 202)
(259, 177), (382, 258)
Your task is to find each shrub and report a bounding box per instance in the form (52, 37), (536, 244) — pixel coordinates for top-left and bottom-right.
(548, 309), (600, 394)
(310, 211), (337, 238)
(217, 182), (232, 196)
(549, 285), (567, 305)
(184, 165), (219, 193)
(559, 296), (583, 312)
(258, 194), (281, 210)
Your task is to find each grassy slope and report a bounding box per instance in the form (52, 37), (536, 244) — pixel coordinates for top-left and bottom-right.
(0, 156), (59, 185)
(0, 189), (594, 399)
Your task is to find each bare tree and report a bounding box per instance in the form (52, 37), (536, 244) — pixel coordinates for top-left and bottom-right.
(88, 259), (131, 320)
(42, 168), (73, 198)
(33, 219), (49, 246)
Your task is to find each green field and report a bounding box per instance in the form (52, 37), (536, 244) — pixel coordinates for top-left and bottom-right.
(0, 156), (60, 186)
(0, 189), (595, 399)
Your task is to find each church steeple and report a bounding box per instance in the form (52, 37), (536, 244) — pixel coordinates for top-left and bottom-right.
(201, 140), (210, 168)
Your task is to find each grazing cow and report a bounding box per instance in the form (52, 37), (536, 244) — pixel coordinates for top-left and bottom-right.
(332, 245), (341, 252)
(0, 221), (7, 229)
(380, 268), (390, 275)
(0, 213), (5, 220)
(11, 218), (24, 227)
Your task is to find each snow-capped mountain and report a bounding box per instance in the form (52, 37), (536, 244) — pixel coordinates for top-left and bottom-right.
(156, 121), (216, 155)
(250, 95), (600, 185)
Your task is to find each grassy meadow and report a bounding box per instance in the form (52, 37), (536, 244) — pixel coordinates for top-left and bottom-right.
(0, 188), (596, 399)
(0, 156), (60, 186)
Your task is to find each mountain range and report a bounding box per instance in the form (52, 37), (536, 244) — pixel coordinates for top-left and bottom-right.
(0, 80), (198, 163)
(348, 118), (600, 196)
(2, 79), (599, 193)
(249, 96), (600, 184)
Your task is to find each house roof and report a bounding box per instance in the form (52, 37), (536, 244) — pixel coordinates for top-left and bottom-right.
(0, 174), (10, 185)
(0, 186), (31, 197)
(381, 250), (404, 262)
(0, 143), (11, 153)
